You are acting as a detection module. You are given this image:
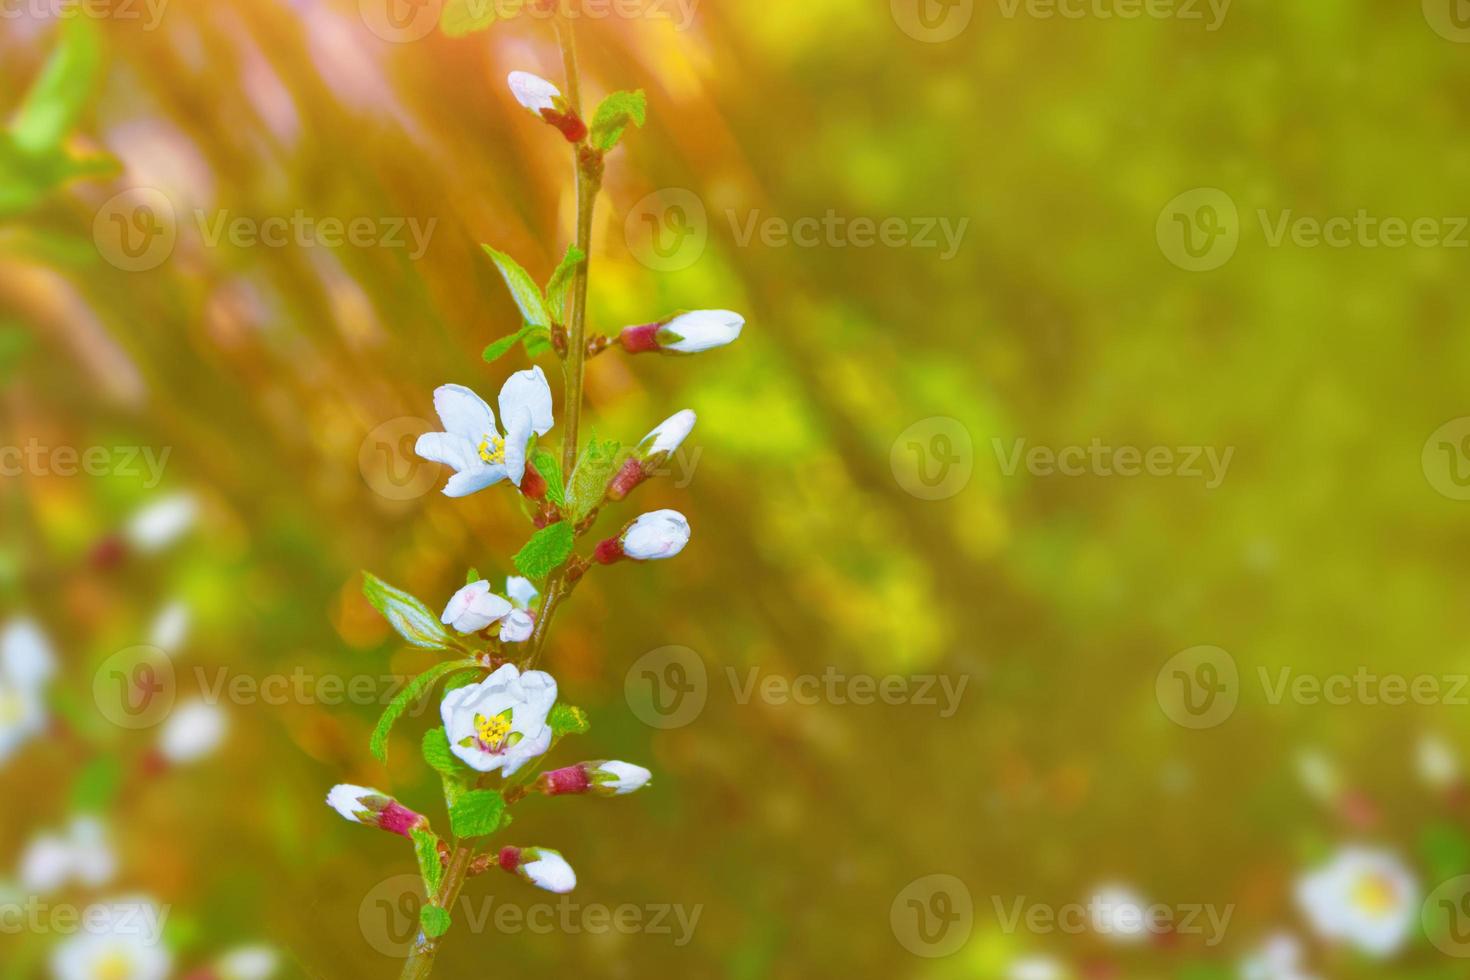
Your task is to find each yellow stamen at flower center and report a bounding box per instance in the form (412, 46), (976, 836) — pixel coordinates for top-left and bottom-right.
(1352, 873), (1398, 917)
(478, 434), (506, 465)
(476, 712), (512, 749)
(93, 952), (132, 980)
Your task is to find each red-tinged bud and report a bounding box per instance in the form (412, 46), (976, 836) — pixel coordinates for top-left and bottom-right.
(618, 322), (661, 353)
(542, 109), (587, 143)
(327, 785), (430, 838)
(519, 466), (548, 501)
(498, 846), (522, 872)
(605, 457), (646, 502)
(593, 537), (624, 564)
(536, 765), (592, 796)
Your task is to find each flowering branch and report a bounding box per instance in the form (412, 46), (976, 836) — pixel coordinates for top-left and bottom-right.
(327, 8), (743, 980)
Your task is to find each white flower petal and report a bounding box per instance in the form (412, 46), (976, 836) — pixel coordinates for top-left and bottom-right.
(595, 760), (652, 795)
(521, 850), (576, 893)
(621, 510), (691, 560)
(126, 493), (198, 552)
(327, 784), (380, 823)
(499, 609), (535, 644)
(659, 310), (744, 353)
(501, 409), (532, 487)
(443, 465), (505, 497)
(507, 71), (560, 114)
(442, 581), (513, 634)
(498, 366), (554, 437)
(442, 665), (557, 774)
(640, 410), (696, 457)
(1, 618), (55, 689)
(432, 384), (497, 442)
(415, 432), (478, 472)
(158, 701), (227, 764)
(505, 576), (539, 609)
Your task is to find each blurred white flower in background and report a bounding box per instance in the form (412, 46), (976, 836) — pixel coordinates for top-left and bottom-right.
(0, 618), (56, 767)
(147, 601), (191, 654)
(157, 701), (227, 764)
(19, 817), (117, 894)
(49, 896), (171, 980)
(126, 493), (198, 554)
(1009, 954), (1068, 980)
(1295, 847), (1417, 958)
(1240, 933), (1317, 980)
(1088, 884), (1150, 944)
(1416, 733), (1460, 791)
(216, 944), (280, 980)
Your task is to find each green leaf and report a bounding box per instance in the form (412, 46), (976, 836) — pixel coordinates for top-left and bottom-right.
(465, 568), (480, 584)
(513, 522), (575, 580)
(531, 448), (566, 507)
(449, 789), (506, 838)
(589, 90), (647, 153)
(566, 437), (623, 521)
(439, 0), (522, 36)
(411, 828), (445, 895)
(362, 572), (458, 651)
(370, 661), (478, 762)
(420, 904), (453, 938)
(11, 20), (103, 155)
(548, 703), (590, 737)
(523, 330), (554, 357)
(69, 756), (122, 812)
(421, 727), (472, 780)
(544, 245), (586, 323)
(483, 324), (535, 363)
(482, 246), (551, 329)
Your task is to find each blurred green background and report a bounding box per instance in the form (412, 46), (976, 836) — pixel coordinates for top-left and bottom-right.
(5, 0), (1470, 977)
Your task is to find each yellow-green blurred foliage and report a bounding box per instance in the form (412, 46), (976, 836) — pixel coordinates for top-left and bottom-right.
(4, 0), (1470, 978)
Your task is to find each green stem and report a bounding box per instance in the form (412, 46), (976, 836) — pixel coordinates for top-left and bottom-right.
(397, 844), (474, 980)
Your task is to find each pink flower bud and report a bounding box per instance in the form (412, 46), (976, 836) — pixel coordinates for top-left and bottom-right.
(327, 784), (428, 837)
(606, 411), (696, 502)
(507, 71), (587, 143)
(618, 311), (744, 355)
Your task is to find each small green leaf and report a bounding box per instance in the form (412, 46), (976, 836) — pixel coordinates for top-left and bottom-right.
(566, 437), (623, 521)
(439, 0), (521, 36)
(362, 572), (459, 651)
(420, 904), (453, 938)
(544, 244), (585, 323)
(69, 756), (122, 813)
(421, 728), (464, 777)
(370, 661), (478, 762)
(482, 246), (551, 329)
(549, 703), (590, 737)
(523, 330), (554, 357)
(12, 20), (103, 155)
(465, 568), (480, 584)
(531, 448), (566, 507)
(449, 789), (506, 838)
(513, 522), (575, 580)
(483, 324), (535, 363)
(411, 828), (445, 895)
(589, 90), (647, 153)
